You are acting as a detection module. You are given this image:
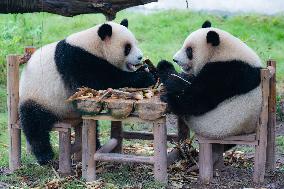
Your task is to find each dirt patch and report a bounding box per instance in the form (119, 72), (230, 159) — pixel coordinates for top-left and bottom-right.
(1, 123), (284, 188)
(276, 122), (284, 136)
(178, 167), (284, 189)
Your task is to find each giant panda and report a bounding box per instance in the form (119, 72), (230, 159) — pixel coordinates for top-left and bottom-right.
(19, 19), (156, 165)
(157, 21), (262, 157)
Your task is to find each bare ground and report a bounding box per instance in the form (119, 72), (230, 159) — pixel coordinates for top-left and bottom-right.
(0, 122), (284, 188)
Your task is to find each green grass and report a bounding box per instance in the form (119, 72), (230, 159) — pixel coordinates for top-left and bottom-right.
(0, 10), (284, 188)
(0, 11), (284, 84)
(0, 112), (8, 166)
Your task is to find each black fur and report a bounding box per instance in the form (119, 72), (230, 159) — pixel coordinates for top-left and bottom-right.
(202, 20), (212, 28)
(120, 19), (128, 28)
(186, 47), (193, 60)
(20, 99), (101, 165)
(55, 40), (156, 92)
(157, 60), (261, 116)
(98, 24), (112, 40)
(124, 43), (131, 56)
(19, 100), (59, 165)
(157, 60), (177, 81)
(207, 31), (220, 46)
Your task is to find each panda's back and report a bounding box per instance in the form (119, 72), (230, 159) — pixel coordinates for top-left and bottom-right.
(184, 85), (262, 138)
(19, 42), (76, 118)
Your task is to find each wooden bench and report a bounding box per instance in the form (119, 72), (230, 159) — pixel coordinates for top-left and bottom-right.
(7, 47), (82, 174)
(197, 61), (276, 184)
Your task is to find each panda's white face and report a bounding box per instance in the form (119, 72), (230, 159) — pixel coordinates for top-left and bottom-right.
(173, 25), (261, 75)
(173, 28), (213, 74)
(66, 20), (143, 72)
(101, 22), (143, 72)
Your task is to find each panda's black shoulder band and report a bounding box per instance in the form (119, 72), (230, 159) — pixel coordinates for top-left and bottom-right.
(162, 60), (261, 116)
(54, 40), (156, 92)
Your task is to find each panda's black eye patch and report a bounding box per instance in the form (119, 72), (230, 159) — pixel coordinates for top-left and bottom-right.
(124, 43), (131, 56)
(186, 47), (193, 60)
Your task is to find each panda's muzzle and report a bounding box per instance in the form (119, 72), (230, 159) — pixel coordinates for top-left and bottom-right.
(173, 59), (192, 73)
(180, 64), (192, 73)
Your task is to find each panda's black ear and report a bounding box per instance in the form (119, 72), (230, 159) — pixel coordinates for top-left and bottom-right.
(207, 30), (220, 46)
(202, 20), (211, 28)
(120, 19), (128, 28)
(98, 24), (112, 40)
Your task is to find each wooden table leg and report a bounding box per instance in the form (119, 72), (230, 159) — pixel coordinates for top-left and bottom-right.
(82, 119), (97, 181)
(58, 127), (71, 175)
(111, 121), (122, 153)
(199, 143), (213, 184)
(153, 120), (168, 184)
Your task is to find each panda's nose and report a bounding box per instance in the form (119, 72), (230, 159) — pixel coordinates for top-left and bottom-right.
(138, 56), (142, 61)
(173, 59), (178, 63)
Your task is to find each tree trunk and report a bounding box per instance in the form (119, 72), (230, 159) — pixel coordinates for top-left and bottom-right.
(1, 0), (157, 18)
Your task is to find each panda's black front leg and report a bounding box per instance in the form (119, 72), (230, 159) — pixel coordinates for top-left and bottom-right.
(156, 60), (180, 103)
(157, 60), (194, 115)
(162, 76), (194, 115)
(157, 60), (179, 83)
(122, 69), (157, 88)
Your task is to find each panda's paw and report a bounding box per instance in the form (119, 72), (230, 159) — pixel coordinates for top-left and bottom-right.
(160, 93), (168, 103)
(157, 60), (175, 73)
(157, 60), (176, 83)
(36, 151), (54, 165)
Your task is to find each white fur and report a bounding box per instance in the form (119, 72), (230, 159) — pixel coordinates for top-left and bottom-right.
(19, 42), (77, 118)
(174, 26), (263, 138)
(19, 22), (142, 119)
(173, 27), (261, 75)
(66, 22), (143, 72)
(183, 86), (262, 138)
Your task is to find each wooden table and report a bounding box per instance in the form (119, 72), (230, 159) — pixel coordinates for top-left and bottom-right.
(77, 97), (189, 184)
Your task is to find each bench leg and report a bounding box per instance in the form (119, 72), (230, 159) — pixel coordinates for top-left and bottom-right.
(199, 143), (213, 184)
(266, 60), (276, 171)
(58, 127), (71, 175)
(111, 121), (123, 153)
(254, 138), (267, 183)
(82, 119), (97, 181)
(153, 120), (168, 184)
(9, 127), (21, 172)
